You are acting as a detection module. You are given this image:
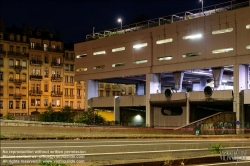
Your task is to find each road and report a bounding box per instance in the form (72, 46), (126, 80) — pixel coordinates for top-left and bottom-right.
(1, 138), (250, 165)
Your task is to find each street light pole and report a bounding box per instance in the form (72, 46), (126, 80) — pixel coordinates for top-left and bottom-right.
(118, 18), (122, 30)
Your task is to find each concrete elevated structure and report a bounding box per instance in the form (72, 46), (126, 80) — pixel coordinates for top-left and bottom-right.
(75, 1), (250, 132)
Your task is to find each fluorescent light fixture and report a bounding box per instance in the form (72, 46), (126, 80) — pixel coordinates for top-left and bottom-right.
(222, 80), (227, 83)
(212, 48), (233, 54)
(112, 47), (125, 52)
(93, 65), (105, 69)
(183, 34), (202, 40)
(156, 38), (173, 44)
(133, 60), (148, 64)
(182, 52), (201, 58)
(112, 62), (125, 67)
(76, 54), (87, 58)
(93, 51), (106, 55)
(156, 56), (173, 61)
(192, 71), (211, 75)
(76, 68), (87, 72)
(212, 28), (233, 35)
(246, 24), (250, 29)
(246, 45), (250, 49)
(133, 43), (148, 49)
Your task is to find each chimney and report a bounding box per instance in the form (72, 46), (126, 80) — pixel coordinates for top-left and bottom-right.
(0, 19), (6, 32)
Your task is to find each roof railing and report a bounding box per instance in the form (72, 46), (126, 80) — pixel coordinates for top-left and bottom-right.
(85, 1), (249, 42)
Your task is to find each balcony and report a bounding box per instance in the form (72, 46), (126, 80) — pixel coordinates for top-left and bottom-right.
(9, 78), (14, 82)
(30, 75), (43, 80)
(30, 60), (43, 66)
(65, 57), (75, 62)
(51, 76), (62, 82)
(64, 95), (70, 99)
(14, 65), (22, 72)
(29, 46), (63, 53)
(51, 91), (63, 97)
(29, 90), (43, 96)
(70, 95), (75, 99)
(14, 79), (22, 85)
(0, 50), (6, 57)
(105, 85), (111, 90)
(47, 47), (64, 53)
(7, 51), (15, 56)
(77, 95), (82, 99)
(16, 52), (29, 57)
(14, 93), (22, 99)
(51, 62), (62, 67)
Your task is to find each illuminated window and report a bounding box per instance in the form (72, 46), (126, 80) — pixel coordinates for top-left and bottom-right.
(133, 60), (148, 64)
(156, 56), (173, 61)
(182, 52), (201, 58)
(183, 34), (202, 40)
(133, 43), (148, 49)
(212, 48), (233, 54)
(212, 28), (233, 35)
(156, 38), (173, 44)
(76, 54), (87, 58)
(112, 47), (125, 52)
(76, 68), (87, 72)
(112, 62), (125, 67)
(93, 51), (106, 55)
(93, 65), (105, 70)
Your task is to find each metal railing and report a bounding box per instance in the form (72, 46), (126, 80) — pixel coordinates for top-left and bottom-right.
(85, 1), (249, 41)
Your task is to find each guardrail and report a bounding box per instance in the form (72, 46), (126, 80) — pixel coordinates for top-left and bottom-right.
(86, 1), (249, 41)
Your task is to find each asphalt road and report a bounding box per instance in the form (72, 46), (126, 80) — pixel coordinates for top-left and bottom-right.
(1, 138), (250, 165)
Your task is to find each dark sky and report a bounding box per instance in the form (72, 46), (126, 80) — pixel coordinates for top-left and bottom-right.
(0, 0), (246, 43)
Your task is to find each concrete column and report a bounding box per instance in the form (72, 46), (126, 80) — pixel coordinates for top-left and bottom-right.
(114, 96), (120, 124)
(233, 64), (248, 134)
(84, 80), (98, 110)
(200, 77), (207, 91)
(186, 93), (190, 125)
(146, 74), (161, 127)
(136, 82), (145, 95)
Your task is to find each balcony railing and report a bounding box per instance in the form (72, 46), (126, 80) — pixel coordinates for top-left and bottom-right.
(0, 50), (6, 55)
(7, 51), (15, 56)
(30, 60), (43, 65)
(51, 62), (62, 67)
(29, 46), (63, 53)
(51, 91), (63, 97)
(29, 90), (43, 96)
(14, 79), (22, 85)
(30, 75), (43, 80)
(51, 76), (62, 82)
(14, 93), (22, 99)
(77, 95), (82, 99)
(7, 51), (28, 57)
(14, 65), (22, 70)
(65, 57), (75, 61)
(70, 95), (75, 99)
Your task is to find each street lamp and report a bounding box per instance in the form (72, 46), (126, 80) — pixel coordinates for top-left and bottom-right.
(199, 0), (203, 12)
(118, 18), (122, 30)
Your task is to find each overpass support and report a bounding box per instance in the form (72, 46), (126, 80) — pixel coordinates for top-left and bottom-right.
(146, 74), (161, 127)
(114, 96), (120, 124)
(84, 80), (98, 110)
(233, 64), (249, 134)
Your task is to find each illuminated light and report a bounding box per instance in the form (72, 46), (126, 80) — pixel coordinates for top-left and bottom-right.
(183, 34), (202, 40)
(212, 48), (233, 54)
(76, 68), (87, 72)
(133, 43), (148, 49)
(246, 45), (250, 49)
(222, 80), (227, 83)
(112, 62), (125, 67)
(93, 51), (106, 55)
(135, 115), (142, 120)
(76, 54), (87, 58)
(112, 47), (125, 52)
(212, 28), (233, 35)
(156, 56), (173, 61)
(93, 65), (105, 70)
(133, 60), (148, 64)
(246, 24), (250, 29)
(182, 52), (201, 58)
(156, 38), (173, 44)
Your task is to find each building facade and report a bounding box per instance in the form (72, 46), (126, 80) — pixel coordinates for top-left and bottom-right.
(0, 20), (85, 117)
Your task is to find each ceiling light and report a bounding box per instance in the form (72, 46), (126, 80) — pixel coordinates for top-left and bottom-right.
(133, 43), (148, 49)
(156, 38), (173, 44)
(183, 34), (202, 40)
(157, 56), (173, 61)
(212, 48), (233, 54)
(112, 47), (125, 52)
(93, 51), (106, 55)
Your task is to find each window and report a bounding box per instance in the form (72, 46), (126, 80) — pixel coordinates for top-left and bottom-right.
(106, 91), (110, 97)
(22, 73), (26, 82)
(44, 44), (48, 51)
(70, 76), (74, 83)
(36, 99), (40, 106)
(9, 72), (14, 81)
(44, 55), (49, 63)
(31, 99), (35, 106)
(16, 101), (20, 109)
(44, 84), (48, 92)
(65, 64), (69, 71)
(22, 87), (26, 96)
(0, 100), (3, 108)
(70, 101), (73, 108)
(65, 101), (68, 106)
(65, 88), (68, 96)
(70, 53), (74, 59)
(52, 100), (55, 106)
(77, 101), (81, 108)
(77, 89), (81, 96)
(0, 72), (3, 81)
(70, 64), (74, 71)
(0, 86), (3, 96)
(100, 90), (103, 97)
(22, 60), (27, 68)
(70, 89), (74, 96)
(44, 99), (48, 106)
(56, 71), (60, 77)
(16, 46), (20, 53)
(57, 85), (61, 92)
(56, 100), (60, 107)
(9, 87), (13, 96)
(9, 59), (14, 67)
(22, 101), (26, 109)
(15, 60), (20, 66)
(65, 53), (69, 59)
(30, 42), (35, 49)
(65, 76), (68, 83)
(23, 36), (26, 42)
(23, 47), (26, 53)
(0, 44), (3, 51)
(9, 101), (13, 109)
(0, 58), (3, 67)
(44, 70), (48, 78)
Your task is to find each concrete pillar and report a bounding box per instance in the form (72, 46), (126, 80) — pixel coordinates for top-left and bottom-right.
(200, 77), (207, 91)
(186, 92), (190, 125)
(233, 64), (248, 134)
(114, 96), (120, 124)
(146, 74), (161, 127)
(136, 82), (145, 95)
(84, 80), (98, 110)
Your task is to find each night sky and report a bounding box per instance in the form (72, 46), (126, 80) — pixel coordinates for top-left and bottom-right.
(0, 0), (246, 43)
